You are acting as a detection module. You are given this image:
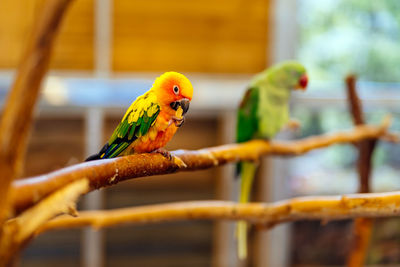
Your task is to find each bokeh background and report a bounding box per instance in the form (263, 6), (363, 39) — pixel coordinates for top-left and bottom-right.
(1, 0), (400, 266)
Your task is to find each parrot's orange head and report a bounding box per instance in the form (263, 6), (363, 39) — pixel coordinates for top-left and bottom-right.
(153, 72), (193, 115)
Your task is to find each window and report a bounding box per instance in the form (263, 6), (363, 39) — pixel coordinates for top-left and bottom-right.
(289, 0), (400, 196)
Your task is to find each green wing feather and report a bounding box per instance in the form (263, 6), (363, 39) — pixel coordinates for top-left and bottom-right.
(100, 92), (160, 159)
(236, 87), (259, 143)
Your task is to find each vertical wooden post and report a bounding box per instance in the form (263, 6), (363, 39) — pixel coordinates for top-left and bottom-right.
(254, 133), (292, 267)
(82, 108), (105, 267)
(212, 111), (238, 267)
(81, 0), (112, 264)
(94, 0), (112, 77)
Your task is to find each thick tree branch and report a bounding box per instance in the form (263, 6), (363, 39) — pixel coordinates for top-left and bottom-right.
(0, 0), (73, 229)
(11, 121), (394, 215)
(0, 179), (88, 265)
(38, 191), (400, 233)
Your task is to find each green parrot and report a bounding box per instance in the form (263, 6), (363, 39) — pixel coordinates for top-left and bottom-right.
(236, 61), (308, 259)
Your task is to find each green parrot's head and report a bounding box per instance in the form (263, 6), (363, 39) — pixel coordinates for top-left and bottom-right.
(263, 61), (308, 91)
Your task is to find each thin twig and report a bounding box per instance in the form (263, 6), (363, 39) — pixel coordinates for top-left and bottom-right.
(38, 191), (400, 233)
(11, 121), (394, 215)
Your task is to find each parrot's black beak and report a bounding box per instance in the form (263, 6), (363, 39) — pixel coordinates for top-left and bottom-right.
(170, 98), (190, 115)
(179, 98), (190, 115)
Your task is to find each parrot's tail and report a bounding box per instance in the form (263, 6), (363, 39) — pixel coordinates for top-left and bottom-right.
(237, 161), (257, 260)
(85, 143), (109, 161)
(85, 153), (101, 161)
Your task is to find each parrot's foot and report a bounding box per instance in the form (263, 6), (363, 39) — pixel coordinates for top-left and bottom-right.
(152, 148), (187, 168)
(172, 116), (185, 127)
(153, 148), (173, 160)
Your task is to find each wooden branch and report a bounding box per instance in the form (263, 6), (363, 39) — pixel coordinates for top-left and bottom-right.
(0, 0), (73, 228)
(0, 179), (88, 265)
(345, 74), (376, 267)
(346, 74), (376, 193)
(38, 191), (400, 233)
(346, 75), (364, 125)
(10, 121), (394, 215)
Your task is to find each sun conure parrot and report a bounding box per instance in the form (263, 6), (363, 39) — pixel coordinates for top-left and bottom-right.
(86, 72), (193, 161)
(236, 61), (308, 259)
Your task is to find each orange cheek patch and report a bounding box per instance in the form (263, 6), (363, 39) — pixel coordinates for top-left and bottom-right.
(162, 78), (178, 99)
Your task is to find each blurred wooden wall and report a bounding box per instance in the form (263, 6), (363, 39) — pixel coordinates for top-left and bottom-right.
(0, 0), (270, 73)
(0, 0), (94, 70)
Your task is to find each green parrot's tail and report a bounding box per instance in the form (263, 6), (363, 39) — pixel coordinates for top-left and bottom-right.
(237, 161), (257, 260)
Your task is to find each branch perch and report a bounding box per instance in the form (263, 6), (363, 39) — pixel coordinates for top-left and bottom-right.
(11, 120), (395, 215)
(38, 191), (400, 233)
(0, 179), (88, 264)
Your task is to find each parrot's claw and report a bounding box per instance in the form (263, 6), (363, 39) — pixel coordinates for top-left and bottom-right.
(152, 148), (187, 168)
(153, 148), (173, 161)
(172, 116), (185, 127)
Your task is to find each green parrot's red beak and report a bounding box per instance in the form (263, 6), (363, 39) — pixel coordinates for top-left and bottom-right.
(295, 74), (308, 91)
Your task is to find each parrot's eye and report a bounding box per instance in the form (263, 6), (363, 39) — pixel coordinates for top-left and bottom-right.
(173, 85), (180, 95)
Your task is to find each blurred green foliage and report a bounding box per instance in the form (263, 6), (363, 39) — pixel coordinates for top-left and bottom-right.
(298, 0), (400, 82)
